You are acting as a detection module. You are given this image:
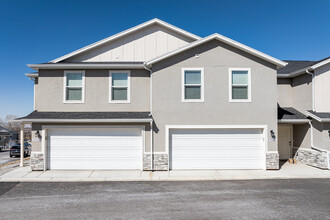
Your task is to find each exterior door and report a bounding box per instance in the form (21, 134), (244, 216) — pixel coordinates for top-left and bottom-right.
(278, 124), (293, 160)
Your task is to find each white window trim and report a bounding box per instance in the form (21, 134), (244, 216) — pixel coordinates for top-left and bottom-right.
(181, 68), (204, 102)
(229, 68), (251, 102)
(63, 70), (85, 104)
(109, 70), (131, 103)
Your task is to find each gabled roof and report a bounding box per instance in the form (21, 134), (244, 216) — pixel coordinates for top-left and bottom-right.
(50, 18), (201, 64)
(277, 61), (318, 74)
(277, 56), (330, 78)
(278, 107), (309, 123)
(145, 33), (287, 69)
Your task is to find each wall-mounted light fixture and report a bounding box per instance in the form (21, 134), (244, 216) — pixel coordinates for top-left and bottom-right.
(35, 131), (41, 139)
(270, 130), (276, 141)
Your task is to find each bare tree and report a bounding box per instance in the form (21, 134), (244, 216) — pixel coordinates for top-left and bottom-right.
(3, 114), (20, 132)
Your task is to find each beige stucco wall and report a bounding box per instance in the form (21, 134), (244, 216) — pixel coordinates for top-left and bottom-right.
(277, 73), (312, 113)
(151, 40), (278, 152)
(293, 124), (311, 150)
(291, 73), (313, 113)
(312, 120), (330, 151)
(277, 78), (292, 107)
(314, 63), (330, 112)
(31, 123), (151, 152)
(35, 69), (150, 112)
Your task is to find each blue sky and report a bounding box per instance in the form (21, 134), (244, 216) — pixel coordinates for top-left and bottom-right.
(0, 0), (329, 119)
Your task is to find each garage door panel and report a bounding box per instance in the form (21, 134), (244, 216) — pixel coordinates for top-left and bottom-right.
(170, 128), (265, 170)
(47, 127), (142, 170)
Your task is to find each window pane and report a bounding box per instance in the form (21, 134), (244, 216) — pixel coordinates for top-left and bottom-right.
(185, 86), (201, 99)
(112, 73), (128, 87)
(232, 71), (248, 85)
(232, 86), (248, 99)
(66, 88), (82, 100)
(185, 70), (201, 85)
(67, 73), (83, 86)
(112, 88), (127, 101)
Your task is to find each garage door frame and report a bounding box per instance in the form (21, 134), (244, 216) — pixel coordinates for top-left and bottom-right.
(165, 125), (268, 170)
(43, 125), (145, 170)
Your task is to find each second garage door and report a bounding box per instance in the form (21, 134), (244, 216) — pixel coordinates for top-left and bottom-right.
(170, 128), (265, 170)
(47, 127), (143, 170)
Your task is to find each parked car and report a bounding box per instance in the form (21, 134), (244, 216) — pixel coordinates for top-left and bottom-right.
(9, 144), (31, 157)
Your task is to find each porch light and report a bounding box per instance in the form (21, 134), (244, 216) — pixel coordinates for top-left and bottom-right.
(35, 131), (41, 138)
(270, 130), (276, 141)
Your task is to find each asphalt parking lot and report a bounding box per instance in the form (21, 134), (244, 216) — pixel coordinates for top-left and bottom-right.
(0, 179), (329, 219)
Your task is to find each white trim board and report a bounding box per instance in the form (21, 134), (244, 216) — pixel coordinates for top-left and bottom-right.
(49, 18), (200, 64)
(146, 33), (287, 68)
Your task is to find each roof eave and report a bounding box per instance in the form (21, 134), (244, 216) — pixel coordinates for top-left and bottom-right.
(310, 58), (330, 70)
(13, 118), (153, 123)
(278, 119), (310, 124)
(27, 63), (145, 70)
(306, 111), (330, 122)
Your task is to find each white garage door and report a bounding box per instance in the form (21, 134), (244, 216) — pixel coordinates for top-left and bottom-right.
(170, 128), (265, 170)
(47, 127), (142, 170)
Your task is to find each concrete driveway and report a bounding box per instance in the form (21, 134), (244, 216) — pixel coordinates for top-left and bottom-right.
(1, 161), (330, 182)
(0, 179), (329, 219)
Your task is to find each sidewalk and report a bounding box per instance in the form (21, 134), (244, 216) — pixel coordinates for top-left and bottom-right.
(0, 161), (329, 182)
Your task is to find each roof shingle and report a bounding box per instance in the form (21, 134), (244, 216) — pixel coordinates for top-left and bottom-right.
(16, 111), (152, 120)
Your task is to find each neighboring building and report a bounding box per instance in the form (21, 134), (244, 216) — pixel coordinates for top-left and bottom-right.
(14, 19), (329, 171)
(277, 57), (330, 169)
(0, 126), (18, 149)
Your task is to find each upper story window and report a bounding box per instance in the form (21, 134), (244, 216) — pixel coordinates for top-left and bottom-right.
(109, 71), (130, 103)
(229, 68), (251, 102)
(182, 68), (204, 102)
(64, 71), (85, 103)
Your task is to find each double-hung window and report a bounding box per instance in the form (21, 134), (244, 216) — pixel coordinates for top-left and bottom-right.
(64, 71), (85, 103)
(229, 68), (251, 102)
(109, 71), (130, 103)
(182, 68), (204, 102)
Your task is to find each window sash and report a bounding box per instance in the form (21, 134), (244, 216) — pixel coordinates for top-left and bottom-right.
(64, 71), (84, 102)
(109, 71), (130, 102)
(230, 69), (250, 101)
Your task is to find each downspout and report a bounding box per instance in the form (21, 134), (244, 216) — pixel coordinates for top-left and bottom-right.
(27, 76), (36, 110)
(144, 64), (153, 171)
(306, 69), (316, 150)
(306, 69), (315, 111)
